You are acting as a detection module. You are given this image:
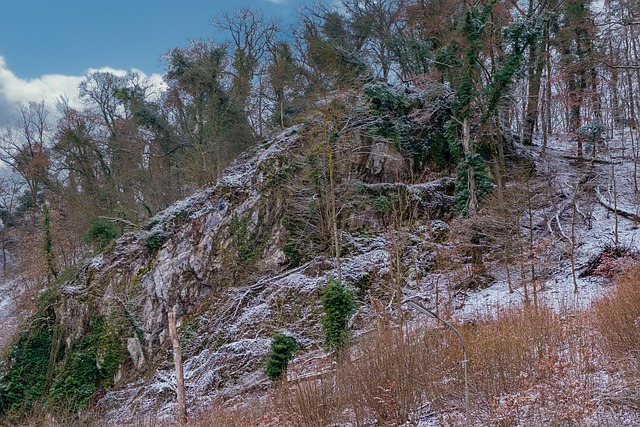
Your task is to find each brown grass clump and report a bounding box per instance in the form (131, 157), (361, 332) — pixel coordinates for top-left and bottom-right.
(187, 399), (279, 427)
(593, 264), (640, 365)
(338, 324), (451, 425)
(271, 307), (569, 426)
(463, 306), (565, 403)
(277, 378), (340, 427)
(187, 306), (568, 427)
(270, 323), (457, 427)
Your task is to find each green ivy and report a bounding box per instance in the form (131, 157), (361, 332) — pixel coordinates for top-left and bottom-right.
(145, 231), (164, 254)
(230, 214), (260, 266)
(48, 317), (125, 413)
(0, 290), (128, 418)
(85, 219), (121, 251)
(265, 333), (299, 381)
(364, 83), (410, 115)
(0, 289), (60, 416)
(42, 203), (58, 279)
(321, 278), (355, 355)
(373, 194), (392, 215)
(0, 321), (54, 416)
(454, 153), (493, 215)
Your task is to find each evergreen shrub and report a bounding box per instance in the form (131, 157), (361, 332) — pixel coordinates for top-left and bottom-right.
(265, 333), (299, 381)
(321, 278), (355, 354)
(85, 219), (121, 251)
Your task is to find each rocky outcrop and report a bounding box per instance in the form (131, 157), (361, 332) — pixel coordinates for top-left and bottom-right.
(364, 139), (405, 182)
(48, 122), (457, 421)
(59, 125), (303, 365)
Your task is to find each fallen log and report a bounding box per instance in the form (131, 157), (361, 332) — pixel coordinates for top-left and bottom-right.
(595, 186), (640, 222)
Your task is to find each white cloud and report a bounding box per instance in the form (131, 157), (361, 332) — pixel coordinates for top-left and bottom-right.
(0, 56), (165, 126)
(265, 0), (288, 4)
(0, 56), (83, 125)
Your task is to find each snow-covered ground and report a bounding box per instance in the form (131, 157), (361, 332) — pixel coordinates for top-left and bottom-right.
(459, 129), (640, 319)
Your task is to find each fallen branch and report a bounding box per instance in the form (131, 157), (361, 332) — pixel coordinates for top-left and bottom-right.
(99, 216), (138, 229)
(559, 154), (618, 165)
(547, 198), (571, 240)
(595, 186), (640, 222)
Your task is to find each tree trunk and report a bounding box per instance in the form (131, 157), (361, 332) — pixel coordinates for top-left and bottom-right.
(168, 306), (187, 426)
(526, 179), (537, 309)
(463, 118), (479, 217)
(610, 56), (621, 129)
(626, 33), (638, 127)
(324, 112), (342, 282)
(523, 24), (545, 145)
(542, 33), (552, 153)
(570, 184), (579, 294)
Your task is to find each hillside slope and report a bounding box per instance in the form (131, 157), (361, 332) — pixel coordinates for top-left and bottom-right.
(2, 91), (640, 426)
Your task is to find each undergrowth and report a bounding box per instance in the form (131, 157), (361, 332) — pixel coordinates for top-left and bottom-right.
(182, 303), (617, 427)
(0, 286), (130, 421)
(8, 264), (640, 426)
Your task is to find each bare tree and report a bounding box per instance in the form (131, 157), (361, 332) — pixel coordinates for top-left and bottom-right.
(168, 306), (187, 426)
(0, 102), (51, 210)
(0, 172), (20, 275)
(214, 8), (280, 137)
(341, 0), (405, 80)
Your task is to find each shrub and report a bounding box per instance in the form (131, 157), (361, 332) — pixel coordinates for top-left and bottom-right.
(576, 121), (605, 141)
(145, 231), (164, 254)
(85, 219), (121, 251)
(321, 278), (355, 355)
(465, 307), (564, 400)
(364, 83), (410, 115)
(265, 333), (299, 382)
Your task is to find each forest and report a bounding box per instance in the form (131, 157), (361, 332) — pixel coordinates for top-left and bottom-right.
(1, 0), (640, 425)
(1, 0), (638, 275)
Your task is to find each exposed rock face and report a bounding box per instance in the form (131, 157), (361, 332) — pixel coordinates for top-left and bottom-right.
(59, 125), (303, 363)
(364, 139), (405, 182)
(127, 337), (145, 369)
(49, 123), (455, 421)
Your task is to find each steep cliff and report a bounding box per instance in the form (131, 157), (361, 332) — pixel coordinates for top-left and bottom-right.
(0, 110), (455, 422)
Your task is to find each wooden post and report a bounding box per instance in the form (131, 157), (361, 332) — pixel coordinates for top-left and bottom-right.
(168, 306), (187, 426)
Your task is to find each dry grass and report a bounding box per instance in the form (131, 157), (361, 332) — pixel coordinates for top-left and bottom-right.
(262, 306), (569, 426)
(275, 378), (339, 427)
(338, 324), (449, 425)
(18, 266), (640, 426)
(463, 306), (565, 403)
(187, 399), (277, 427)
(593, 265), (640, 365)
(160, 306), (594, 427)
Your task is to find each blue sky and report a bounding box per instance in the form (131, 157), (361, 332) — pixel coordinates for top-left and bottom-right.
(0, 0), (305, 124)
